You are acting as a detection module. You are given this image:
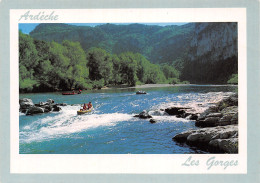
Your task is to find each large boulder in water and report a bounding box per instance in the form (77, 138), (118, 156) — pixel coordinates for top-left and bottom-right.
(46, 99), (54, 104)
(134, 110), (152, 119)
(26, 106), (44, 115)
(52, 105), (61, 112)
(165, 107), (191, 116)
(173, 125), (238, 153)
(19, 98), (34, 110)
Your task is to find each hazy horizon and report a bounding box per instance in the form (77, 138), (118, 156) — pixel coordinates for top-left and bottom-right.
(19, 22), (188, 34)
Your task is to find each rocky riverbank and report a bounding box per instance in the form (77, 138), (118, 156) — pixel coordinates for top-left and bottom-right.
(19, 98), (66, 115)
(134, 92), (238, 153)
(173, 93), (238, 153)
(173, 125), (238, 153)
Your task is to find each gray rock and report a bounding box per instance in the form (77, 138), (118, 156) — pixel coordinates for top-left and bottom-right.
(231, 112), (238, 124)
(189, 114), (199, 120)
(217, 94), (238, 110)
(206, 113), (223, 118)
(221, 106), (238, 115)
(187, 132), (213, 145)
(173, 131), (195, 143)
(57, 103), (67, 106)
(35, 102), (47, 107)
(195, 117), (220, 127)
(219, 114), (233, 122)
(197, 106), (218, 120)
(209, 138), (238, 153)
(173, 125), (238, 153)
(135, 110), (152, 119)
(19, 98), (34, 110)
(149, 119), (157, 123)
(52, 105), (61, 112)
(165, 107), (191, 116)
(26, 106), (44, 115)
(46, 99), (54, 104)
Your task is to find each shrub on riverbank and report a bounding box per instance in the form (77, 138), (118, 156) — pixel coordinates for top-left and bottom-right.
(227, 74), (238, 84)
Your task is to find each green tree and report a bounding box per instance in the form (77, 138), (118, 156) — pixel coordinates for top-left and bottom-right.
(33, 40), (54, 91)
(19, 31), (39, 92)
(160, 64), (179, 79)
(87, 48), (113, 86)
(146, 64), (166, 84)
(111, 55), (122, 84)
(62, 40), (89, 90)
(48, 41), (70, 90)
(118, 52), (139, 86)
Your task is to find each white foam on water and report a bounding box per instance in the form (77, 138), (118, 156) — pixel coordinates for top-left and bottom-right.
(20, 108), (134, 143)
(154, 92), (234, 114)
(19, 112), (25, 116)
(147, 110), (190, 122)
(152, 115), (191, 123)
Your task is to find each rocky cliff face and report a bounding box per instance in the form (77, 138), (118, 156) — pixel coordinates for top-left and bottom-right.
(189, 23), (238, 62)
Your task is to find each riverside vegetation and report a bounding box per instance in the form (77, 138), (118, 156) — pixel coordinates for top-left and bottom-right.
(19, 23), (238, 93)
(19, 31), (183, 93)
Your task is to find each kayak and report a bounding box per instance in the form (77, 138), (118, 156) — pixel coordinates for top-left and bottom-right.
(62, 92), (81, 95)
(77, 108), (92, 115)
(136, 91), (147, 94)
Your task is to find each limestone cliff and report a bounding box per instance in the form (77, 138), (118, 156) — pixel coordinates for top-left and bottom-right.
(189, 23), (238, 62)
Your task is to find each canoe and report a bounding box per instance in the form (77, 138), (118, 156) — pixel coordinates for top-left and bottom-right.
(77, 109), (92, 115)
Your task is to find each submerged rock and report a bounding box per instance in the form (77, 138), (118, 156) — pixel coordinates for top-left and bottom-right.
(173, 125), (238, 153)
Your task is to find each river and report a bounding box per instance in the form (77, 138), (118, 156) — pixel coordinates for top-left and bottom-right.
(19, 85), (237, 154)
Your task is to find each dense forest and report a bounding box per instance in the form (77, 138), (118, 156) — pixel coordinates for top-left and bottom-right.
(19, 23), (238, 93)
(30, 23), (194, 65)
(19, 31), (182, 92)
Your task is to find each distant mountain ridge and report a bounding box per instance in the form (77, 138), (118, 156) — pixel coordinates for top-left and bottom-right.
(30, 23), (195, 64)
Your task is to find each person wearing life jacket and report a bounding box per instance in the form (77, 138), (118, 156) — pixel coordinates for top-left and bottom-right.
(83, 103), (87, 110)
(87, 102), (92, 109)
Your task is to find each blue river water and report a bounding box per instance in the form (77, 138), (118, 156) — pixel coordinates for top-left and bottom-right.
(19, 85), (237, 154)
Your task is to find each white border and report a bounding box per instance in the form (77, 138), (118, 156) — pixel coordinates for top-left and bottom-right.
(10, 8), (247, 174)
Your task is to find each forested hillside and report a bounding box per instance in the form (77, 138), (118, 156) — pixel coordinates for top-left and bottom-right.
(19, 22), (238, 92)
(30, 23), (195, 64)
(19, 32), (181, 92)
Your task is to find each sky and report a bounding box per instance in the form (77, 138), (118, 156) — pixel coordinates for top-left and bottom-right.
(19, 23), (188, 34)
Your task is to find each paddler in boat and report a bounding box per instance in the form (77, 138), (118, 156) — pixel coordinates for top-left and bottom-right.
(80, 103), (87, 111)
(87, 102), (93, 109)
